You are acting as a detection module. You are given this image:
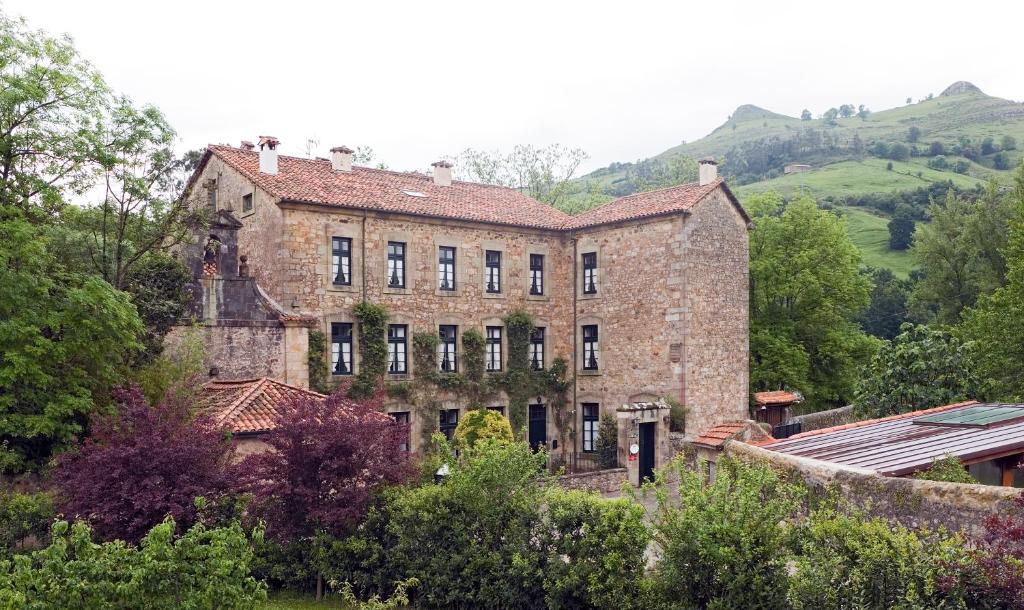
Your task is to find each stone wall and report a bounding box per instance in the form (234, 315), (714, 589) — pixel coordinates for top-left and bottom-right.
(790, 404), (856, 432)
(556, 468), (628, 494)
(727, 440), (1019, 538)
(166, 322), (287, 381)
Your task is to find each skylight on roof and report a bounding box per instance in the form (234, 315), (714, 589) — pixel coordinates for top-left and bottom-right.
(913, 405), (1024, 428)
(401, 190), (427, 198)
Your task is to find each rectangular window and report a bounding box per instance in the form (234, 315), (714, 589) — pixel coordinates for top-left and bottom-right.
(529, 253), (544, 295)
(582, 324), (599, 370)
(332, 237), (352, 286)
(388, 324), (408, 374)
(487, 406), (506, 416)
(438, 325), (458, 373)
(387, 241), (406, 288)
(529, 327), (545, 371)
(438, 246), (456, 291)
(392, 411), (410, 452)
(582, 252), (598, 295)
(242, 193), (253, 213)
(208, 187), (217, 210)
(486, 326), (502, 372)
(331, 322), (353, 376)
(485, 250), (501, 293)
(439, 409), (459, 441)
(582, 403), (599, 453)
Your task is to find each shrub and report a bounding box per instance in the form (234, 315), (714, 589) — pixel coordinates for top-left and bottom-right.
(913, 455), (977, 484)
(453, 408), (513, 449)
(0, 491), (53, 556)
(971, 493), (1024, 609)
(927, 155), (948, 170)
(53, 386), (233, 543)
(595, 414), (619, 468)
(994, 152), (1011, 170)
(789, 509), (975, 610)
(664, 395), (687, 432)
(0, 517), (266, 609)
(651, 457), (804, 610)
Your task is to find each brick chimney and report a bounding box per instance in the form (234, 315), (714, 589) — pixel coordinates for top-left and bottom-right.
(431, 160), (452, 187)
(331, 146), (354, 172)
(699, 157), (718, 186)
(258, 136), (280, 175)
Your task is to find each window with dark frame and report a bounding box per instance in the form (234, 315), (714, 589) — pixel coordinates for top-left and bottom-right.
(388, 324), (408, 374)
(387, 241), (406, 288)
(439, 409), (459, 441)
(582, 403), (599, 452)
(582, 324), (599, 370)
(392, 411), (410, 452)
(582, 252), (597, 294)
(438, 325), (458, 372)
(208, 187), (217, 210)
(487, 406), (506, 416)
(529, 327), (545, 371)
(331, 322), (353, 375)
(529, 253), (544, 295)
(485, 250), (501, 293)
(242, 193), (253, 213)
(438, 246), (456, 291)
(486, 326), (502, 372)
(332, 237), (352, 286)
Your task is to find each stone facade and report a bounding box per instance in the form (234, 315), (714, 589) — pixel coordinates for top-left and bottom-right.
(182, 148), (750, 469)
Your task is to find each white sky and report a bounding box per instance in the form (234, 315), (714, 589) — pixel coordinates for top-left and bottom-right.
(7, 0), (1024, 175)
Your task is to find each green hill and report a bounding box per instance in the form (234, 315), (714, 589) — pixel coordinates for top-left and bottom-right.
(836, 206), (916, 279)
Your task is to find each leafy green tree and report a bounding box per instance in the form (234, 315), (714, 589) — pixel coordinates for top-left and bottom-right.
(982, 137), (997, 155)
(859, 267), (913, 340)
(0, 13), (109, 218)
(822, 108), (839, 126)
(854, 324), (981, 419)
(889, 142), (910, 161)
(888, 207), (915, 250)
(595, 414), (619, 468)
(749, 193), (876, 407)
(927, 155), (948, 170)
(0, 216), (142, 472)
(122, 253), (191, 363)
(994, 151), (1011, 170)
(1003, 135), (1017, 151)
(857, 104), (870, 119)
(907, 126), (921, 143)
(913, 455), (977, 483)
(453, 408), (513, 450)
(838, 104), (855, 118)
(800, 109), (812, 121)
(929, 141), (946, 156)
(451, 144), (588, 207)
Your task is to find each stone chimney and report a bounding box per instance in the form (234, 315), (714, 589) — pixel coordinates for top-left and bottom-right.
(331, 146), (354, 172)
(240, 140), (254, 151)
(699, 157), (718, 186)
(258, 136), (280, 175)
(431, 160), (453, 187)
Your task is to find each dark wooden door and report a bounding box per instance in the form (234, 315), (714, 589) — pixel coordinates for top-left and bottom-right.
(528, 404), (547, 452)
(639, 422), (656, 482)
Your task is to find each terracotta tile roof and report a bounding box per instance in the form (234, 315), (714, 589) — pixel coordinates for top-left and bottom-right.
(199, 377), (326, 434)
(693, 421), (750, 448)
(206, 145), (572, 231)
(199, 145), (747, 232)
(754, 391), (803, 407)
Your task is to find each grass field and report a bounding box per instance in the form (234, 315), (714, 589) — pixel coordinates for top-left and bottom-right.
(836, 206), (917, 278)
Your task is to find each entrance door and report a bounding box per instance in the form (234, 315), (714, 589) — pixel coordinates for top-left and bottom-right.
(638, 422), (656, 482)
(528, 404), (547, 452)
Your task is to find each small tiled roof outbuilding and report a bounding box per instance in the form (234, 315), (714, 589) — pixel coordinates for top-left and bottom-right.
(199, 377), (325, 434)
(754, 391), (803, 407)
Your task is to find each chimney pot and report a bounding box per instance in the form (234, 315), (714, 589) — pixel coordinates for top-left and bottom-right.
(699, 157), (718, 186)
(240, 140), (254, 151)
(258, 135), (279, 175)
(331, 146), (354, 172)
(431, 160), (453, 186)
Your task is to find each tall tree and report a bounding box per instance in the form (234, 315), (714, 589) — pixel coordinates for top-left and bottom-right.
(859, 267), (913, 340)
(887, 206), (915, 250)
(452, 144), (588, 207)
(800, 109), (812, 121)
(748, 193), (877, 407)
(0, 13), (109, 218)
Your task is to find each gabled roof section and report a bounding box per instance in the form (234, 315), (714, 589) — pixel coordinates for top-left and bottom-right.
(755, 390), (803, 407)
(199, 377), (326, 434)
(205, 145), (573, 231)
(563, 178), (751, 230)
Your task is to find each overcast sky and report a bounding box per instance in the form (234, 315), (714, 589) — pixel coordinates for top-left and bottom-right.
(7, 0), (1023, 174)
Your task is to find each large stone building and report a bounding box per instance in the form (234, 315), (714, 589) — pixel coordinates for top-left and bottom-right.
(180, 137), (750, 474)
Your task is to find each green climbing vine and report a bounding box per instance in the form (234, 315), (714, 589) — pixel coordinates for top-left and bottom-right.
(501, 311), (534, 434)
(307, 329), (331, 394)
(349, 301), (389, 398)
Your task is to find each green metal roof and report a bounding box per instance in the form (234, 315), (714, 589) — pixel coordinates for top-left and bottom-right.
(913, 405), (1024, 428)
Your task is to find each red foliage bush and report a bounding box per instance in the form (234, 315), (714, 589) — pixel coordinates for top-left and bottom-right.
(53, 385), (233, 542)
(975, 493), (1024, 609)
(236, 386), (413, 542)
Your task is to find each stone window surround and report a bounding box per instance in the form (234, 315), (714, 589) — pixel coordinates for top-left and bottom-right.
(530, 317), (551, 370)
(577, 315), (603, 376)
(324, 221), (363, 294)
(480, 239), (508, 299)
(325, 311), (360, 376)
(576, 238), (603, 300)
(525, 244), (551, 301)
(480, 316), (506, 373)
(435, 314), (468, 373)
(433, 236), (466, 297)
(241, 192), (255, 217)
(576, 392), (605, 453)
(386, 312), (415, 379)
(382, 230), (415, 295)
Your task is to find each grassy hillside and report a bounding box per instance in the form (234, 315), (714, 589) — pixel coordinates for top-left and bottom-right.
(836, 206), (917, 279)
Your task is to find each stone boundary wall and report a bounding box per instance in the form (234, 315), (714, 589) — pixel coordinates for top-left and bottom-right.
(790, 404), (856, 432)
(556, 468), (628, 494)
(726, 440), (1019, 537)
